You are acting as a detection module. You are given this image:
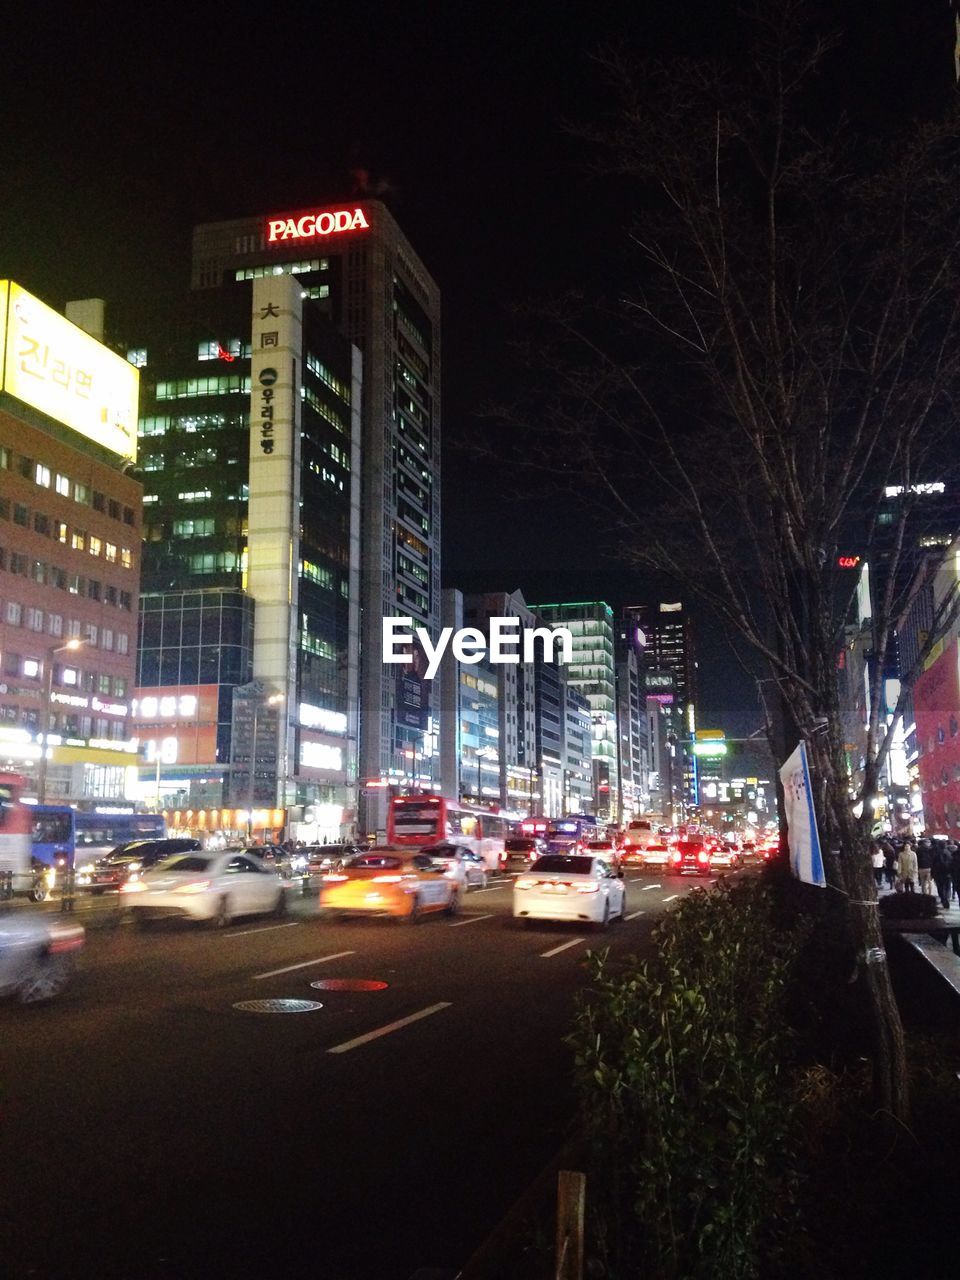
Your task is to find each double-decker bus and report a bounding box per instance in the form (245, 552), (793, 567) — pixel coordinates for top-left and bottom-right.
(31, 807), (167, 872)
(0, 772), (33, 895)
(544, 814), (602, 853)
(387, 794), (514, 870)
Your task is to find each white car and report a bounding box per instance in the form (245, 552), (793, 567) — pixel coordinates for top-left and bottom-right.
(121, 850), (294, 927)
(513, 854), (626, 928)
(420, 843), (486, 888)
(0, 912), (85, 1002)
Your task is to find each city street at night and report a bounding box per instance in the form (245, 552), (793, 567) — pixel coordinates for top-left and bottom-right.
(0, 873), (721, 1280)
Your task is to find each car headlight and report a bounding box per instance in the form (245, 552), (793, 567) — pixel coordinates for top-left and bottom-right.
(126, 862), (142, 872)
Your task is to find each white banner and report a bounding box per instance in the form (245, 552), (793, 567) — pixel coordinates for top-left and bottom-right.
(779, 741), (826, 888)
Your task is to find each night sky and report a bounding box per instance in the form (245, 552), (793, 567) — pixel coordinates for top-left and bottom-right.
(0, 0), (954, 740)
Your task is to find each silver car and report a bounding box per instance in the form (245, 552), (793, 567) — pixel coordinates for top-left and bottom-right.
(0, 912), (85, 1003)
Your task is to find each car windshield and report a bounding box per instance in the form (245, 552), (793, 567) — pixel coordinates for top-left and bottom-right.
(530, 855), (594, 874)
(505, 840), (535, 852)
(159, 856), (212, 874)
(585, 841), (612, 850)
(347, 855), (403, 870)
(678, 842), (704, 854)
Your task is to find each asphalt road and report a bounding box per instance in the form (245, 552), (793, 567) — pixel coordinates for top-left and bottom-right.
(0, 870), (728, 1280)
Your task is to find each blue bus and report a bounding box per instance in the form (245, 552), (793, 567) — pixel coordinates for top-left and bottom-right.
(544, 814), (602, 853)
(31, 807), (167, 871)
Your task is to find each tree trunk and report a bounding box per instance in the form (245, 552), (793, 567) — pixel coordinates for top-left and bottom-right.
(818, 745), (910, 1122)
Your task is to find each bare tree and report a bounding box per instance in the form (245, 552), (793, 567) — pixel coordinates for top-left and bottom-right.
(495, 2), (960, 1119)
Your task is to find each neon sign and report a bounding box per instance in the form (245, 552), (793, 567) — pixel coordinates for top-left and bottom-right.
(266, 208), (369, 244)
(837, 556), (861, 569)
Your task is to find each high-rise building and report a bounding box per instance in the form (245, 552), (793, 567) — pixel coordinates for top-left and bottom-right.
(463, 591), (537, 813)
(624, 601), (698, 811)
(616, 622), (649, 821)
(533, 601), (619, 820)
(0, 283), (141, 802)
(562, 684), (593, 814)
(128, 277), (361, 841)
(190, 202), (441, 836)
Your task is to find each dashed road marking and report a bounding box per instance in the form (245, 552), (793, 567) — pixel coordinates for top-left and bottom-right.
(625, 910), (646, 921)
(540, 937), (587, 958)
(327, 1002), (452, 1054)
(230, 922), (300, 938)
(253, 950), (355, 980)
(447, 913), (494, 927)
(662, 895), (679, 903)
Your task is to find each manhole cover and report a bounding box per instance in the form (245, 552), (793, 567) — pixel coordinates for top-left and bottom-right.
(233, 998), (324, 1013)
(309, 978), (389, 992)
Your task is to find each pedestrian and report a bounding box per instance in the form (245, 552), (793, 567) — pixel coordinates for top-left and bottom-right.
(951, 843), (960, 910)
(897, 840), (918, 893)
(881, 838), (897, 891)
(916, 837), (934, 895)
(871, 841), (885, 889)
(932, 840), (953, 909)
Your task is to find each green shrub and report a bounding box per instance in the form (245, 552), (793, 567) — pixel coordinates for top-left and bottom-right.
(570, 878), (807, 1279)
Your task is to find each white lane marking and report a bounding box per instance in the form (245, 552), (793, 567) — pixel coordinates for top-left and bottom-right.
(628, 875), (647, 882)
(230, 922), (300, 938)
(471, 882), (512, 893)
(447, 913), (494, 927)
(540, 937), (587, 958)
(662, 895), (679, 903)
(327, 1002), (452, 1054)
(625, 910), (646, 921)
(253, 950), (355, 980)
(642, 884), (662, 892)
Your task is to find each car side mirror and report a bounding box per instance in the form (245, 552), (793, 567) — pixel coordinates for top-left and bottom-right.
(617, 870), (624, 879)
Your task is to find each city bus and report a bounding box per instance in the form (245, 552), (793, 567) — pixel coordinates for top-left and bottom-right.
(0, 772), (33, 896)
(544, 814), (603, 853)
(31, 807), (167, 872)
(387, 794), (514, 870)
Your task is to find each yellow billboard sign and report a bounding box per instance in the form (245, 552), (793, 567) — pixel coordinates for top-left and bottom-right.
(0, 281), (138, 461)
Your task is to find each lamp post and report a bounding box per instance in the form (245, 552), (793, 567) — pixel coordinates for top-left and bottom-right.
(247, 691), (284, 843)
(37, 638), (87, 804)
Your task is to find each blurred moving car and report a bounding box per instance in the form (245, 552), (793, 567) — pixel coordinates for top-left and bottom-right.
(632, 842), (672, 869)
(320, 848), (463, 921)
(513, 854), (626, 927)
(0, 912), (84, 1002)
(582, 838), (622, 869)
(671, 840), (712, 877)
(422, 843), (488, 888)
(501, 837), (544, 873)
(77, 837), (203, 894)
(709, 842), (742, 870)
(299, 843), (366, 875)
(121, 850), (293, 927)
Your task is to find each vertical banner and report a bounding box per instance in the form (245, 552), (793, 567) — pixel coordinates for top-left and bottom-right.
(248, 276), (302, 802)
(779, 741), (826, 887)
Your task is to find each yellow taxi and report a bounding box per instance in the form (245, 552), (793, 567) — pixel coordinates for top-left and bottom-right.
(319, 847), (463, 922)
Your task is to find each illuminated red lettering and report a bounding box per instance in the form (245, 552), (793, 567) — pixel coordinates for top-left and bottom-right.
(264, 207), (370, 243)
(837, 555), (861, 569)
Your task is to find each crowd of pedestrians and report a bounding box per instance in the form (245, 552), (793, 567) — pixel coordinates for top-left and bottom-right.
(872, 834), (960, 908)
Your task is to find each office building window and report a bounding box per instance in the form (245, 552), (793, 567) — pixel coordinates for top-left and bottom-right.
(48, 614), (63, 637)
(116, 633), (129, 654)
(35, 464), (51, 487)
(26, 608), (43, 631)
(89, 536), (102, 557)
(6, 602), (22, 625)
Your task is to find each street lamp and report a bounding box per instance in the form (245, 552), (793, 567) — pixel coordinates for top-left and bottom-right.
(247, 692), (284, 843)
(37, 638), (88, 804)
